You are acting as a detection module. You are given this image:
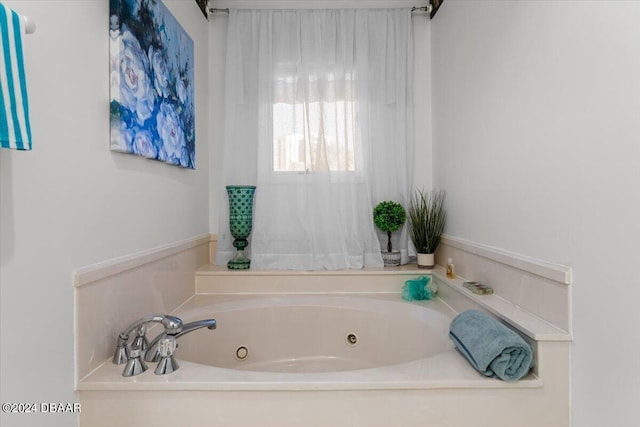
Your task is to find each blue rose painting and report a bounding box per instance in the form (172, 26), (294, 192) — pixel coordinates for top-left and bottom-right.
(110, 0), (195, 169)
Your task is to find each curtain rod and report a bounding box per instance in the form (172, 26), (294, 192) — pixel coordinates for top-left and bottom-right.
(209, 5), (433, 15)
(410, 5), (433, 14)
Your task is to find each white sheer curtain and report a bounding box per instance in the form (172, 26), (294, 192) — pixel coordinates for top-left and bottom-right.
(216, 8), (414, 270)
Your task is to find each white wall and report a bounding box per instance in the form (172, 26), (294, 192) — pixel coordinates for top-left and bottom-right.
(0, 1), (210, 426)
(412, 10), (432, 192)
(208, 11), (226, 233)
(431, 1), (640, 426)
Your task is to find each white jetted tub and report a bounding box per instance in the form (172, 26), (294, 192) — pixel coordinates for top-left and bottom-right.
(175, 295), (454, 374)
(79, 292), (564, 427)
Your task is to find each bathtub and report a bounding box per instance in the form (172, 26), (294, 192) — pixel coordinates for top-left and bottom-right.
(175, 295), (454, 375)
(79, 292), (566, 427)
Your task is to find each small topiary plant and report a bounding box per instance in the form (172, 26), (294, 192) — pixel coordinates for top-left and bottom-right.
(373, 201), (406, 253)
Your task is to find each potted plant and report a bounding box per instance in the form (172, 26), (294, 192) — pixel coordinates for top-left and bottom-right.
(408, 189), (447, 269)
(373, 201), (406, 267)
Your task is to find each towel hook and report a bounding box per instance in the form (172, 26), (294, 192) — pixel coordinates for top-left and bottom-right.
(22, 16), (36, 34)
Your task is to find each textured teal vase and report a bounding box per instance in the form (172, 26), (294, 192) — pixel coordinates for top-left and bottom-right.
(226, 185), (256, 270)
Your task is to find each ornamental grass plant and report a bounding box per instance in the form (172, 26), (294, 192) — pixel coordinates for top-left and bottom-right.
(408, 189), (447, 254)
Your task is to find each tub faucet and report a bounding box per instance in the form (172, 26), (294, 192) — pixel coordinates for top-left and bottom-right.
(112, 314), (183, 377)
(145, 319), (217, 366)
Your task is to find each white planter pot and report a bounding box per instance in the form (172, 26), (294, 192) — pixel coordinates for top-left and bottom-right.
(417, 253), (434, 269)
(381, 251), (401, 267)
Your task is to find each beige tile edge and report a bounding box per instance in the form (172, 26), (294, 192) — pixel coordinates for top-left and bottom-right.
(432, 268), (571, 342)
(73, 234), (216, 287)
(441, 235), (572, 285)
(73, 280), (80, 391)
(74, 235), (212, 384)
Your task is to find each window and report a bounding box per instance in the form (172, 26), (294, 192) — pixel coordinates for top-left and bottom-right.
(218, 8), (414, 270)
(272, 71), (357, 173)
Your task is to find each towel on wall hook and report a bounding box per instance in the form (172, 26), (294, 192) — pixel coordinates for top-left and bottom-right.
(0, 3), (33, 150)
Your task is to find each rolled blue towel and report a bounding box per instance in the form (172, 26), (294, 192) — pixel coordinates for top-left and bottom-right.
(449, 310), (534, 382)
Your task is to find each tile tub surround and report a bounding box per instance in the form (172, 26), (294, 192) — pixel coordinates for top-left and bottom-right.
(77, 237), (571, 426)
(435, 235), (572, 332)
(74, 234), (210, 382)
(79, 290), (570, 427)
(196, 263), (436, 294)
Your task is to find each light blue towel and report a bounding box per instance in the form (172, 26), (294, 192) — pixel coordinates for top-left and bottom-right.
(449, 310), (534, 382)
(0, 3), (32, 150)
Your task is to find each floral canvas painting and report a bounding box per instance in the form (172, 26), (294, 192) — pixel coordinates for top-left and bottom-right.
(110, 0), (195, 169)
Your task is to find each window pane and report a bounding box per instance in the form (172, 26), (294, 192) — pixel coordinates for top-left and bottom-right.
(272, 76), (356, 173)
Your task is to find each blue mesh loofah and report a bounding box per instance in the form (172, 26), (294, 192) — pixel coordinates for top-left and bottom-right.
(402, 276), (432, 301)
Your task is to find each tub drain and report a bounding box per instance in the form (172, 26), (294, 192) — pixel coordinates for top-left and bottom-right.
(235, 346), (249, 361)
(346, 333), (358, 346)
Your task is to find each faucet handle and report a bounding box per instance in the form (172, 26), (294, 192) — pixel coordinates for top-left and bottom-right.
(122, 340), (148, 377)
(112, 335), (129, 365)
(113, 324), (149, 365)
(154, 336), (179, 375)
(161, 315), (183, 335)
(113, 314), (182, 366)
(131, 324), (149, 354)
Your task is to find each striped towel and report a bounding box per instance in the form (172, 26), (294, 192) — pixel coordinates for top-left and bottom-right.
(0, 3), (32, 150)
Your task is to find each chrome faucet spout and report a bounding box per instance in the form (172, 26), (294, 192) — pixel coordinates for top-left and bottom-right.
(145, 319), (217, 363)
(176, 319), (217, 337)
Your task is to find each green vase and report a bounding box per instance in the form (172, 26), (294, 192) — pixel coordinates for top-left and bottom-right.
(226, 185), (256, 270)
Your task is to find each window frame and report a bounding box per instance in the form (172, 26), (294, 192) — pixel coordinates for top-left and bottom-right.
(269, 68), (364, 184)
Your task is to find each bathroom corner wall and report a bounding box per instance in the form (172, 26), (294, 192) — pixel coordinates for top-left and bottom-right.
(208, 11), (227, 234)
(0, 2), (210, 426)
(431, 2), (640, 426)
(209, 234), (219, 264)
(75, 235), (209, 381)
